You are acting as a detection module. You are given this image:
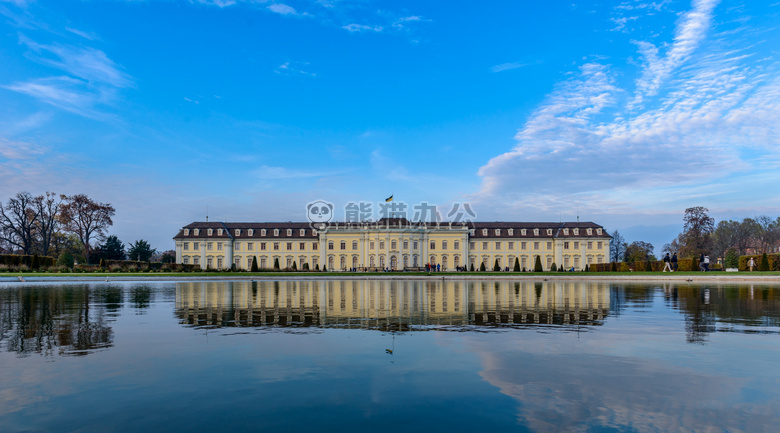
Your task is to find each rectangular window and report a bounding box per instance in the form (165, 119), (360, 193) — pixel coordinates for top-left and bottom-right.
(533, 242), (539, 250)
(587, 241), (593, 249)
(454, 241), (460, 249)
(379, 241), (385, 249)
(482, 242), (488, 250)
(413, 241), (418, 249)
(521, 242), (527, 250)
(261, 242), (266, 250)
(194, 242), (200, 251)
(495, 242), (501, 250)
(469, 242), (475, 249)
(300, 242), (305, 250)
(247, 242), (253, 251)
(546, 242), (552, 250)
(508, 242), (514, 250)
(183, 242), (189, 250)
(260, 258), (266, 268)
(313, 242), (318, 250)
(370, 241), (375, 249)
(574, 242), (579, 249)
(233, 242), (239, 251)
(274, 242), (279, 251)
(564, 242), (569, 249)
(403, 241), (409, 249)
(597, 242), (603, 249)
(217, 242), (223, 251)
(183, 257), (189, 264)
(207, 242), (213, 251)
(287, 242), (292, 250)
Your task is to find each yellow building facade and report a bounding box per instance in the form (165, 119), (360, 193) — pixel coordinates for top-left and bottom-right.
(173, 218), (610, 271)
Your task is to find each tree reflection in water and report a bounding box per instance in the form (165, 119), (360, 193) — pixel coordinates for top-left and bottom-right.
(0, 285), (118, 356)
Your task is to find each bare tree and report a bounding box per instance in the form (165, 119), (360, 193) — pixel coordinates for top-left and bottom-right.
(753, 215), (780, 254)
(679, 206), (714, 257)
(0, 192), (40, 255)
(33, 192), (65, 256)
(610, 230), (627, 262)
(60, 194), (116, 263)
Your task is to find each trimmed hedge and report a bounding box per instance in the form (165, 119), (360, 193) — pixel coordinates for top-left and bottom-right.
(0, 254), (55, 269)
(739, 254), (780, 271)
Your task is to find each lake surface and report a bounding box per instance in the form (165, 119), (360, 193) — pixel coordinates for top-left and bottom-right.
(1, 279), (779, 432)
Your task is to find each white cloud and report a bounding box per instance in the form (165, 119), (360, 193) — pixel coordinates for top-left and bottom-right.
(342, 23), (383, 33)
(268, 3), (297, 15)
(3, 76), (114, 119)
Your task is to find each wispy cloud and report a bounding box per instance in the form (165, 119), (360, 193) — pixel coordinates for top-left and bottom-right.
(491, 62), (530, 73)
(342, 23), (383, 33)
(275, 61), (316, 77)
(473, 0), (780, 219)
(65, 26), (99, 41)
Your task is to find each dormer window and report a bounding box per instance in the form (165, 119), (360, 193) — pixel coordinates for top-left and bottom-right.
(547, 229), (553, 235)
(469, 229), (475, 236)
(482, 229), (488, 236)
(218, 229), (223, 236)
(521, 229), (526, 235)
(300, 229), (305, 236)
(533, 229), (539, 236)
(207, 229), (213, 236)
(248, 229), (254, 236)
(235, 229), (241, 236)
(184, 229), (189, 236)
(312, 229), (318, 235)
(508, 229), (513, 236)
(563, 228), (569, 235)
(286, 229), (292, 236)
(597, 228), (602, 235)
(495, 229), (501, 236)
(193, 229), (199, 236)
(587, 228), (593, 235)
(274, 229), (279, 236)
(261, 229), (267, 236)
(573, 229), (579, 235)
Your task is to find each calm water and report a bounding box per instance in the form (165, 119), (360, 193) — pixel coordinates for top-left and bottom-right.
(1, 279), (779, 433)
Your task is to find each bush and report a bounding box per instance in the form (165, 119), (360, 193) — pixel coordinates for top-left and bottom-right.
(550, 262), (557, 272)
(513, 258), (520, 272)
(479, 262), (486, 272)
(273, 258), (280, 270)
(644, 260), (652, 272)
(470, 263), (475, 272)
(534, 256), (543, 272)
(493, 259), (500, 271)
(760, 253), (770, 271)
(611, 262), (617, 272)
(251, 256), (259, 272)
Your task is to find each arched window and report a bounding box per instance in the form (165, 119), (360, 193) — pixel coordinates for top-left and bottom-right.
(454, 256), (460, 268)
(403, 240), (408, 249)
(429, 256), (436, 265)
(442, 241), (448, 249)
(430, 241), (436, 250)
(379, 256), (385, 267)
(340, 256), (346, 269)
(454, 241), (459, 249)
(328, 241), (334, 250)
(370, 256), (375, 267)
(340, 241), (346, 250)
(328, 256), (334, 269)
(403, 256), (409, 267)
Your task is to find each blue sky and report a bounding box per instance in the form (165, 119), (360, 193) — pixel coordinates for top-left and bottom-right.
(1, 0), (779, 253)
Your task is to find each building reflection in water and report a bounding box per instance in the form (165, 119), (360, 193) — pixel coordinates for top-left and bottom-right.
(174, 280), (612, 330)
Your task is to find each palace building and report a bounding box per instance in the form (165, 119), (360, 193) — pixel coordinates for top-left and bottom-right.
(173, 218), (611, 271)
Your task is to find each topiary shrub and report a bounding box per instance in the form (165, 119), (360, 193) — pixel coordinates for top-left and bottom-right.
(550, 262), (557, 272)
(611, 262), (617, 272)
(292, 261), (297, 271)
(479, 262), (486, 272)
(251, 256), (259, 272)
(493, 259), (500, 272)
(760, 252), (770, 271)
(470, 263), (475, 272)
(513, 257), (520, 272)
(585, 264), (589, 272)
(534, 256), (543, 272)
(273, 258), (280, 270)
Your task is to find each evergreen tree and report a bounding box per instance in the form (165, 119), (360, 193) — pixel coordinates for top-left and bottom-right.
(57, 251), (74, 268)
(292, 261), (297, 271)
(534, 256), (543, 272)
(493, 259), (500, 271)
(550, 262), (557, 272)
(513, 257), (520, 272)
(585, 264), (589, 272)
(128, 239), (155, 262)
(724, 248), (739, 268)
(322, 265), (327, 272)
(273, 258), (280, 270)
(469, 263), (475, 272)
(303, 263), (309, 271)
(315, 264), (320, 271)
(251, 256), (259, 272)
(760, 252), (770, 271)
(479, 262), (486, 272)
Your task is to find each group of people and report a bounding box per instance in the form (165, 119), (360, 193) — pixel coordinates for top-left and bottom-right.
(425, 263), (441, 272)
(662, 252), (679, 272)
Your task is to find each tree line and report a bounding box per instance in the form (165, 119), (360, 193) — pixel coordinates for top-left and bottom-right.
(610, 206), (780, 264)
(0, 191), (171, 265)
